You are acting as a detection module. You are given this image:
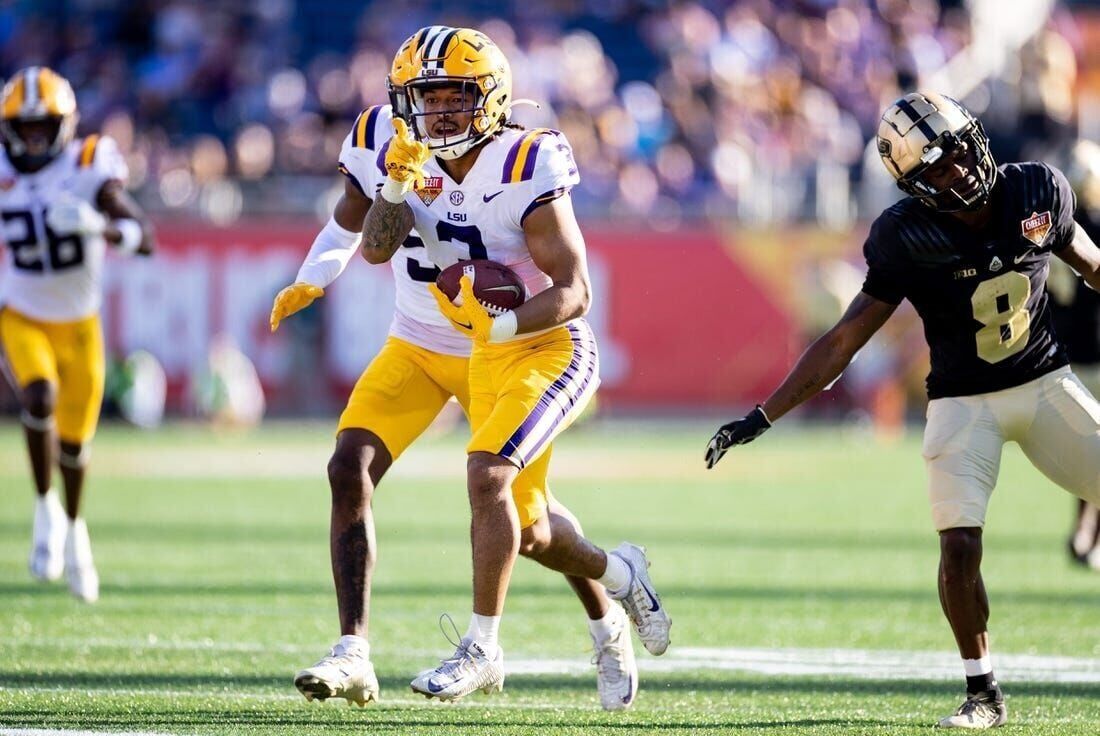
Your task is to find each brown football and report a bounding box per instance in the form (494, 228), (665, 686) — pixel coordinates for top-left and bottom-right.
(436, 259), (526, 315)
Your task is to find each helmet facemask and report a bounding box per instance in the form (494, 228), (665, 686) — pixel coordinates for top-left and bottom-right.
(398, 76), (500, 160)
(896, 119), (997, 213)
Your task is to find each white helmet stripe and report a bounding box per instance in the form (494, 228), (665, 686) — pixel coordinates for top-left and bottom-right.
(415, 25), (449, 52)
(23, 67), (39, 114)
(428, 28), (458, 69)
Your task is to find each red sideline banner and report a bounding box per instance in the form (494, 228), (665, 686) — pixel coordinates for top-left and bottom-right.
(28, 221), (796, 410)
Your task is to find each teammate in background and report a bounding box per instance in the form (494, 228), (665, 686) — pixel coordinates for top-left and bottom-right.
(705, 93), (1100, 729)
(1052, 140), (1100, 569)
(270, 27), (640, 711)
(0, 67), (154, 603)
(360, 27), (670, 702)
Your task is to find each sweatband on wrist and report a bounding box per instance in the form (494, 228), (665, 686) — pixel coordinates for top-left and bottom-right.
(296, 217), (362, 287)
(379, 177), (408, 204)
(489, 310), (518, 343)
(114, 218), (143, 255)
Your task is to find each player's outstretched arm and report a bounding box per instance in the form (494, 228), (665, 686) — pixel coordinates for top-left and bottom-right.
(271, 178), (371, 331)
(361, 118), (425, 264)
(94, 179), (155, 256)
(1056, 222), (1100, 292)
(514, 193), (591, 334)
(705, 292), (896, 469)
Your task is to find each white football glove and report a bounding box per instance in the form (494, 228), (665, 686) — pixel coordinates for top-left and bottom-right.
(46, 193), (108, 236)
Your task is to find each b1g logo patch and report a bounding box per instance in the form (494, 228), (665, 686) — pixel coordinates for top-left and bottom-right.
(415, 176), (444, 206)
(1021, 211), (1052, 246)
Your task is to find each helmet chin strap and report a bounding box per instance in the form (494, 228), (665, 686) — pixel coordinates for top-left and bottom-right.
(427, 123), (478, 160)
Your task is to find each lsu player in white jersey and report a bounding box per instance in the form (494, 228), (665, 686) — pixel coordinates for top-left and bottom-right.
(0, 67), (154, 603)
(270, 27), (640, 711)
(356, 26), (672, 701)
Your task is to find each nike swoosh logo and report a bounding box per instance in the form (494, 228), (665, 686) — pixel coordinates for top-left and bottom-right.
(483, 285), (521, 297)
(455, 320), (473, 330)
(483, 191), (504, 203)
(427, 677), (449, 693)
(645, 587), (660, 613)
(1014, 253), (1028, 264)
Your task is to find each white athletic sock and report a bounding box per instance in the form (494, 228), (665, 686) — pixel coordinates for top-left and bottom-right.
(466, 613), (501, 657)
(963, 656), (993, 676)
(588, 607), (619, 643)
(598, 551), (632, 594)
(336, 634), (369, 658)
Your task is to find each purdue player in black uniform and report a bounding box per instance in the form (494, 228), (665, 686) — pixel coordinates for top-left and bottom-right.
(704, 93), (1100, 730)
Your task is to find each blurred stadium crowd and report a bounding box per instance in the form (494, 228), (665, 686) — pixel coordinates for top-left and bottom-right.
(3, 0), (1092, 227)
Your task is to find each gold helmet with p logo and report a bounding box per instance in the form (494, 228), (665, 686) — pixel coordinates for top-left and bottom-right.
(0, 66), (78, 171)
(390, 27), (512, 160)
(877, 92), (997, 212)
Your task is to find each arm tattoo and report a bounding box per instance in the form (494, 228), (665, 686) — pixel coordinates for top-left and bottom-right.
(361, 197), (414, 262)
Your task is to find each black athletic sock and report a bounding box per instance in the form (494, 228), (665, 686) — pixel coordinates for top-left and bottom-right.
(966, 672), (999, 696)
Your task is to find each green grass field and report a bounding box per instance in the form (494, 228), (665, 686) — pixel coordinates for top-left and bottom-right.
(1, 419), (1099, 734)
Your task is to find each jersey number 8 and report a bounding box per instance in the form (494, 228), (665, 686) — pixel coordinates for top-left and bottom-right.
(971, 271), (1031, 364)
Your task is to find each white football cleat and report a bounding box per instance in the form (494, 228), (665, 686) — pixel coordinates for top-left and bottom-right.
(64, 518), (99, 603)
(608, 542), (671, 655)
(294, 635), (379, 706)
(592, 605), (638, 711)
(410, 637), (505, 702)
(937, 689), (1007, 728)
(29, 489), (66, 582)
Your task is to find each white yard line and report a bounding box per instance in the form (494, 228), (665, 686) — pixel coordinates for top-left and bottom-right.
(510, 647), (1100, 683)
(0, 731), (170, 736)
(7, 637), (1100, 683)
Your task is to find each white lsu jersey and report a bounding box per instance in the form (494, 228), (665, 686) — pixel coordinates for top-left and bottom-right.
(338, 104), (469, 356)
(393, 125), (580, 342)
(0, 134), (128, 322)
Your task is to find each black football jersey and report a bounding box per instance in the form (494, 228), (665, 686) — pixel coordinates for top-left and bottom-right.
(861, 162), (1075, 399)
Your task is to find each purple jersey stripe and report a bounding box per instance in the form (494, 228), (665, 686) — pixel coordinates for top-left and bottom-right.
(337, 162), (366, 196)
(501, 136), (526, 183)
(498, 322), (598, 466)
(364, 106), (382, 150)
(519, 134), (544, 182)
(375, 140), (390, 177)
(520, 187), (569, 225)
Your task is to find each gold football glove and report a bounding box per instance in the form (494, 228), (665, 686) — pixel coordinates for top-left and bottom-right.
(385, 118), (430, 191)
(270, 283), (325, 332)
(428, 276), (495, 343)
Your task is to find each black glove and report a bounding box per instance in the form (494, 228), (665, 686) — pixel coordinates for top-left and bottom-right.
(704, 405), (772, 469)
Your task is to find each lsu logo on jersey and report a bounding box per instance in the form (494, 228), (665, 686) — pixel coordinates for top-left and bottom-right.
(1021, 211), (1052, 246)
(415, 176), (444, 206)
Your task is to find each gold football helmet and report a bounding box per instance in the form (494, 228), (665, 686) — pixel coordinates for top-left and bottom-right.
(390, 27), (512, 160)
(388, 26), (454, 121)
(877, 92), (996, 212)
(0, 66), (78, 171)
